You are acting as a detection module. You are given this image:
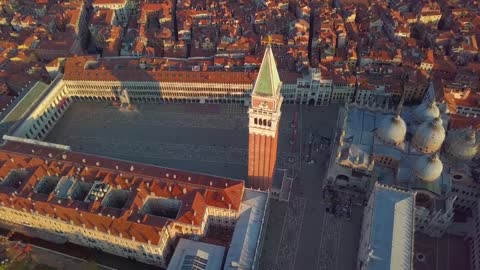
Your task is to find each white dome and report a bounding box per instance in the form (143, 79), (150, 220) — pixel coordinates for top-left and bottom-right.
(414, 154), (443, 182)
(376, 114), (407, 145)
(413, 117), (446, 154)
(444, 129), (479, 161)
(414, 100), (440, 123)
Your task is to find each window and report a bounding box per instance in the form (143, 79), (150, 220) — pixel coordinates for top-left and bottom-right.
(181, 255), (208, 270)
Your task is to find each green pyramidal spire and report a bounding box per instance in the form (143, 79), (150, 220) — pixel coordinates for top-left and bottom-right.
(253, 45), (281, 96)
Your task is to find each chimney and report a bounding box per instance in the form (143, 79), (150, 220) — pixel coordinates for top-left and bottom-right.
(82, 159), (86, 163)
(173, 174), (176, 179)
(209, 181), (213, 186)
(188, 176), (191, 181)
(130, 165), (134, 172)
(96, 162), (100, 166)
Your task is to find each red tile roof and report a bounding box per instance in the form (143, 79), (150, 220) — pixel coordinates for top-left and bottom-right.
(93, 0), (127, 5)
(0, 141), (245, 245)
(63, 56), (258, 84)
(449, 114), (480, 130)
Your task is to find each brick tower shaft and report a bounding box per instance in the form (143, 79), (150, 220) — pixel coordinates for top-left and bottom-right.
(247, 45), (283, 190)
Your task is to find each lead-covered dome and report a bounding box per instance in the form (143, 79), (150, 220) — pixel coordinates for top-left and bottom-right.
(414, 154), (443, 182)
(444, 129), (479, 161)
(413, 99), (440, 123)
(413, 117), (446, 153)
(376, 114), (407, 145)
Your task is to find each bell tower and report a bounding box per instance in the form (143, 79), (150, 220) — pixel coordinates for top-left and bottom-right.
(248, 45), (283, 190)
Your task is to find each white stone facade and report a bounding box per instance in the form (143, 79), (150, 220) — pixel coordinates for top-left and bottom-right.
(415, 195), (456, 237)
(0, 200), (238, 268)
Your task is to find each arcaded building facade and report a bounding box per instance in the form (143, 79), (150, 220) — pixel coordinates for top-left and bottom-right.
(0, 140), (245, 268)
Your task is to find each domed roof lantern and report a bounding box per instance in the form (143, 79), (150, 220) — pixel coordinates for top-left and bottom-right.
(376, 113), (407, 146)
(413, 117), (446, 154)
(444, 128), (479, 161)
(414, 153), (443, 182)
(414, 98), (440, 123)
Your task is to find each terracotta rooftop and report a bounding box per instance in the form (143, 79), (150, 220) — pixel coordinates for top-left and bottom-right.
(449, 114), (480, 130)
(93, 0), (127, 5)
(63, 56), (258, 84)
(0, 141), (245, 245)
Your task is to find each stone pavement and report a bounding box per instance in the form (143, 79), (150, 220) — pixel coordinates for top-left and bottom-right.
(45, 102), (295, 181)
(259, 105), (363, 270)
(44, 101), (362, 270)
(414, 232), (471, 270)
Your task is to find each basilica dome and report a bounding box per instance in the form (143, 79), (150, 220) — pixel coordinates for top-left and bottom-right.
(376, 114), (407, 145)
(413, 99), (440, 123)
(414, 154), (443, 182)
(444, 129), (479, 161)
(413, 117), (446, 154)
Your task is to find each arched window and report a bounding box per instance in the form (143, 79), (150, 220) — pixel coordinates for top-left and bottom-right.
(254, 118), (258, 125)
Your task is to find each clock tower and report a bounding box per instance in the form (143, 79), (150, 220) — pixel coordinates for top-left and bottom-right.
(247, 45), (283, 190)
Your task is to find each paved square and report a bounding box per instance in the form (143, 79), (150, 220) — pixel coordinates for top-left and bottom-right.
(45, 101), (362, 270)
(259, 105), (363, 270)
(414, 232), (471, 270)
(45, 102), (296, 181)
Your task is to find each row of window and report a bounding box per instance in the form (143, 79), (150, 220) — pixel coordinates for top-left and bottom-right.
(254, 118), (272, 127)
